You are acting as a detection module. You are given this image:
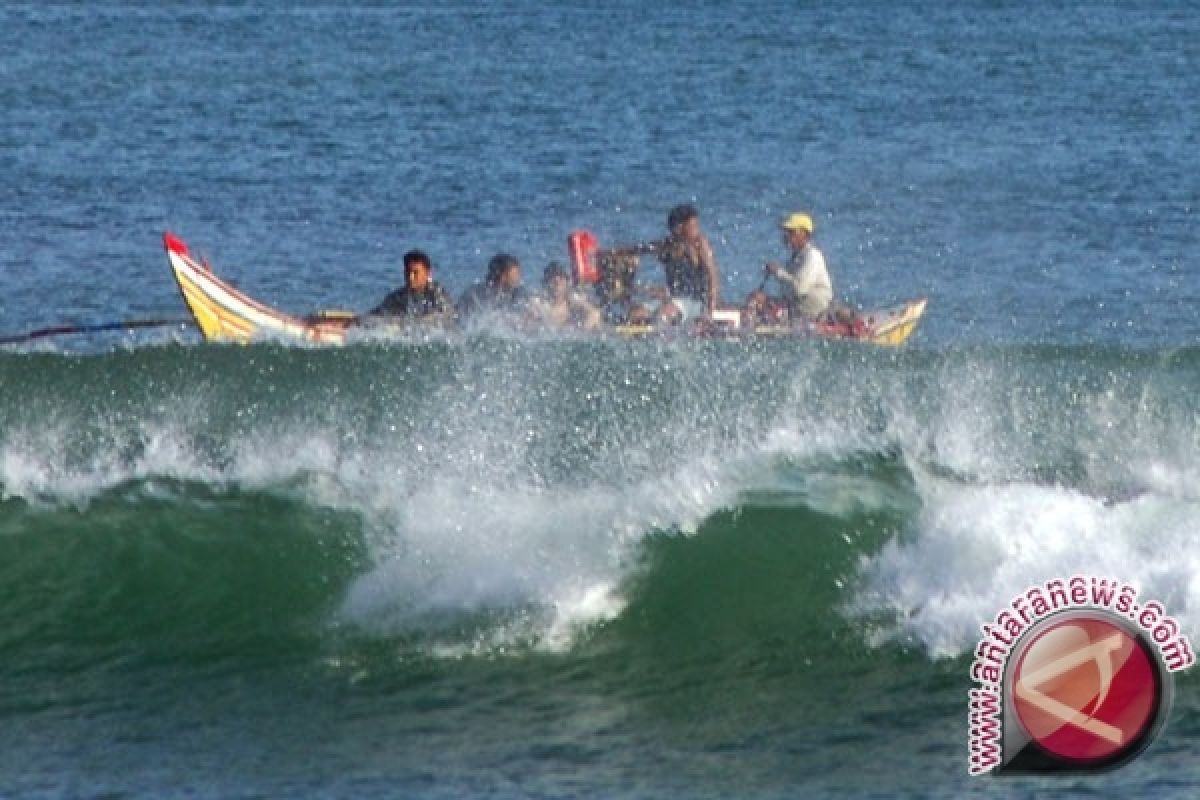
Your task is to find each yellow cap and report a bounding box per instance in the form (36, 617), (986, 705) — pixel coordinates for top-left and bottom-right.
(781, 212), (814, 234)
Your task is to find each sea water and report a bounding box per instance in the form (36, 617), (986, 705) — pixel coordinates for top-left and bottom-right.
(1, 3), (1198, 798)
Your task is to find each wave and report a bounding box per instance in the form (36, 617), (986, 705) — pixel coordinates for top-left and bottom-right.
(1, 340), (1197, 667)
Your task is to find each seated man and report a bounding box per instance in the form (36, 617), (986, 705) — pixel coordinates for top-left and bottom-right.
(457, 253), (532, 319)
(602, 204), (721, 323)
(755, 211), (833, 322)
(593, 250), (654, 326)
(528, 262), (602, 330)
(367, 249), (454, 323)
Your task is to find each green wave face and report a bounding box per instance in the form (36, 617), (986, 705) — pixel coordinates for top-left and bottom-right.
(2, 339), (1199, 797)
(2, 340), (1197, 663)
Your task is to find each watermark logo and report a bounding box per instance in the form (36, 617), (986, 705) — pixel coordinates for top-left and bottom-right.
(968, 577), (1193, 775)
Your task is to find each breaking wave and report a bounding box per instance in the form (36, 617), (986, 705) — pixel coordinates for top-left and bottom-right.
(1, 341), (1197, 666)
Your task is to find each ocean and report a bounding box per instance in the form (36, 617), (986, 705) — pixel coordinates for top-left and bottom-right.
(2, 3), (1198, 798)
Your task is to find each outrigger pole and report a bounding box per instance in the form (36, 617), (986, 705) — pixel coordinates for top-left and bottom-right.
(0, 317), (194, 346)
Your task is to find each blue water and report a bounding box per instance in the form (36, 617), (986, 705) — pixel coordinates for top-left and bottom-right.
(2, 3), (1199, 798)
(4, 2), (1198, 346)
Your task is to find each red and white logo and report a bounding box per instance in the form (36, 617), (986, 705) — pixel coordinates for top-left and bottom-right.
(1010, 613), (1160, 768)
(968, 577), (1192, 775)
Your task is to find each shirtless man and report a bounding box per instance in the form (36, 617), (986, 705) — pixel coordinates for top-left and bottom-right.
(528, 262), (602, 330)
(602, 204), (721, 323)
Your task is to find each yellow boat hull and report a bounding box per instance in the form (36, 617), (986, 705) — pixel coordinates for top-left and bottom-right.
(859, 298), (928, 346)
(165, 233), (351, 344)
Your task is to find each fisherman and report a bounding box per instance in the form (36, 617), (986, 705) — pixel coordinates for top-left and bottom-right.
(593, 250), (654, 325)
(368, 249), (454, 322)
(753, 211), (833, 322)
(602, 204), (721, 323)
(457, 253), (532, 318)
(528, 262), (602, 330)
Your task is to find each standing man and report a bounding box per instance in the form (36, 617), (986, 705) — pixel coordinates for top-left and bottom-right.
(766, 212), (832, 321)
(656, 204), (720, 320)
(603, 204), (721, 322)
(368, 249), (454, 323)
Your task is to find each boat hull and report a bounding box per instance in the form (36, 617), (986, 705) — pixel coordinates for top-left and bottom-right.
(163, 232), (926, 346)
(165, 233), (351, 344)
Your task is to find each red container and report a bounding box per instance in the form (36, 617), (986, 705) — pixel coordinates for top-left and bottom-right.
(567, 229), (601, 284)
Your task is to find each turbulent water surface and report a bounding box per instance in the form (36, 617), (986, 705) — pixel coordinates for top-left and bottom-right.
(2, 3), (1199, 798)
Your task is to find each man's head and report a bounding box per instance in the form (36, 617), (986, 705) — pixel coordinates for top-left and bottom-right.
(780, 212), (813, 249)
(543, 262), (570, 299)
(667, 204), (700, 240)
(487, 253), (522, 290)
(403, 250), (432, 291)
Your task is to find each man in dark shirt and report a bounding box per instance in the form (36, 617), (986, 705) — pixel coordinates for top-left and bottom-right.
(457, 253), (532, 319)
(369, 250), (453, 323)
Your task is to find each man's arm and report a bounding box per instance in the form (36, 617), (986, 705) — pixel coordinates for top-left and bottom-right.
(429, 285), (457, 323)
(769, 264), (805, 297)
(772, 251), (829, 304)
(570, 292), (603, 330)
(369, 289), (404, 317)
(601, 239), (663, 260)
(700, 237), (719, 313)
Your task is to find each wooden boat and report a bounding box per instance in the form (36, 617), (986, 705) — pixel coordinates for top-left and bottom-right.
(164, 232), (926, 345)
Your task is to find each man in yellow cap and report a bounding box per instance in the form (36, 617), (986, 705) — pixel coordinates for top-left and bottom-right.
(765, 211), (832, 320)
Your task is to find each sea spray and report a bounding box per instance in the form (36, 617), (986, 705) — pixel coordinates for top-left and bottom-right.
(2, 341), (1199, 659)
(851, 472), (1200, 657)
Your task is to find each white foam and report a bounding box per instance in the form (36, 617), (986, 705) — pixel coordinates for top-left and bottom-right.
(7, 343), (1199, 660)
(852, 468), (1200, 658)
(0, 358), (765, 655)
(0, 419), (217, 505)
(839, 349), (1200, 658)
(334, 448), (744, 653)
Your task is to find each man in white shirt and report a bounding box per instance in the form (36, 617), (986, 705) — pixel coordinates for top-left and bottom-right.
(766, 212), (832, 320)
